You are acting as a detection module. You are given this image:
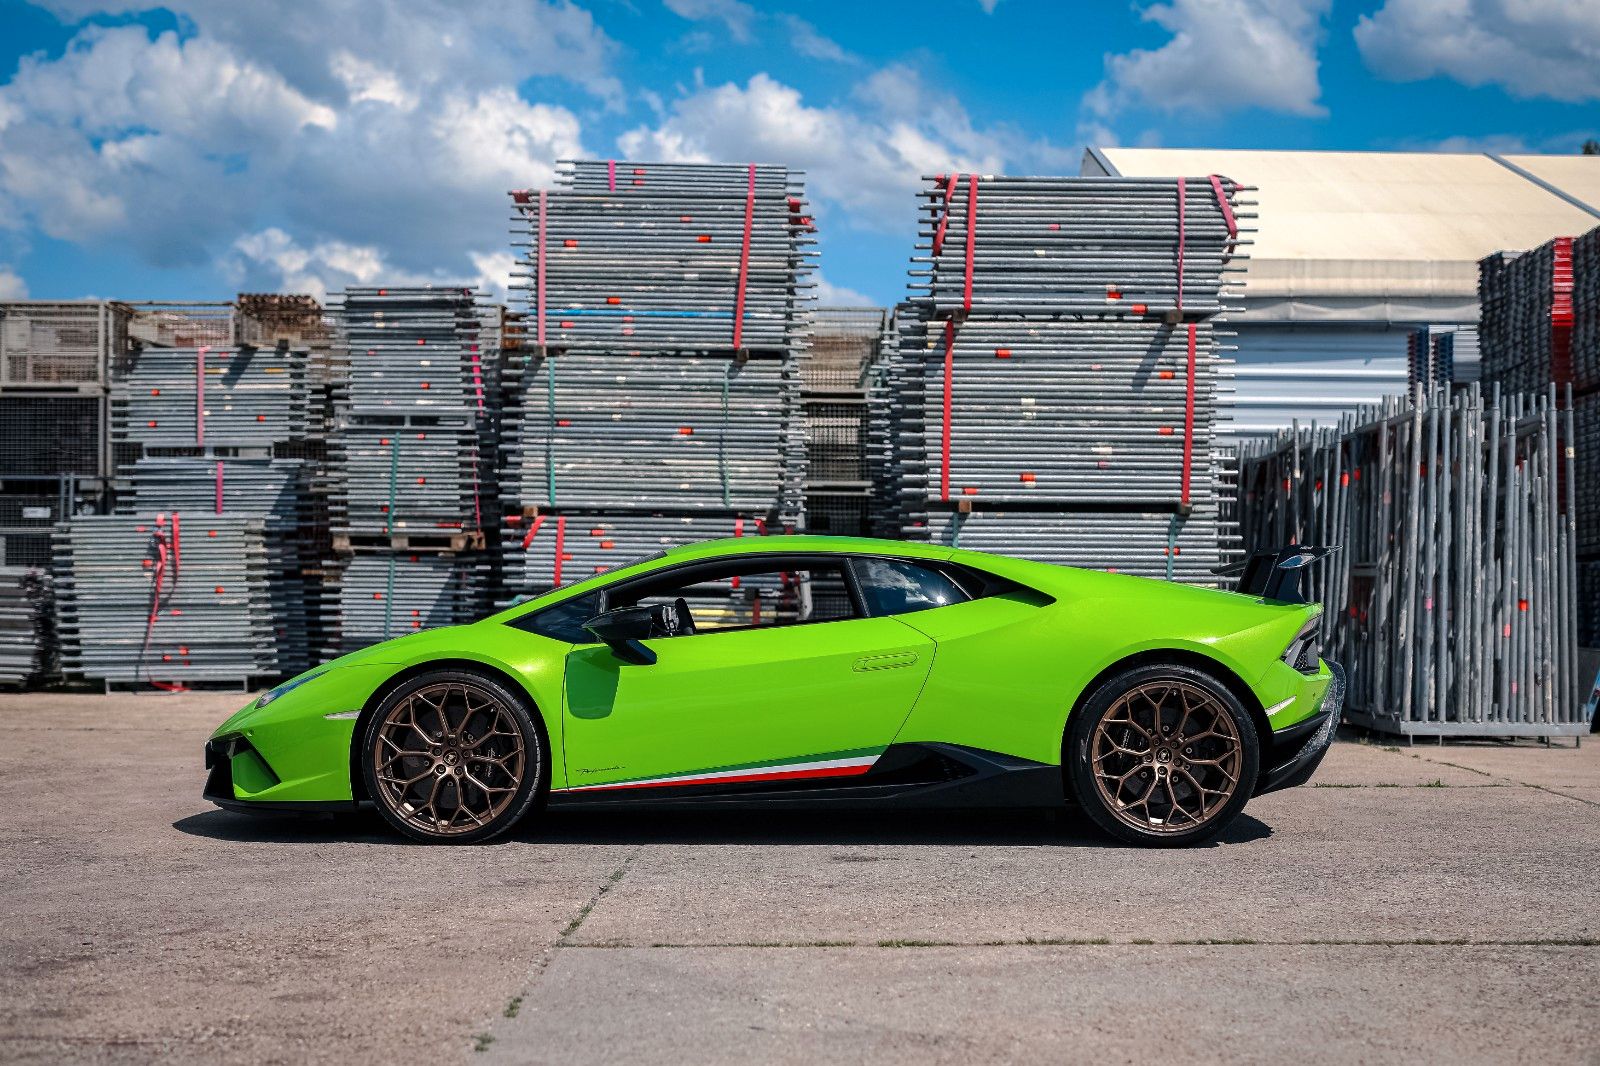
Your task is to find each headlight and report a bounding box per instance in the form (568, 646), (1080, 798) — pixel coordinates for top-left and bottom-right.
(1281, 619), (1321, 675)
(255, 669), (327, 709)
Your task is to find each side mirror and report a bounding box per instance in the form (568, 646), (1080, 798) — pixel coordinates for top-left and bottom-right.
(581, 604), (677, 665)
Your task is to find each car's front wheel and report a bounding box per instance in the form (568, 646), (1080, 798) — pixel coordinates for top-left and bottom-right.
(361, 670), (546, 844)
(1066, 663), (1259, 847)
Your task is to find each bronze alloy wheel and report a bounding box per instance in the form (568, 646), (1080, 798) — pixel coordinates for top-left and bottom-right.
(370, 681), (529, 837)
(1090, 680), (1243, 835)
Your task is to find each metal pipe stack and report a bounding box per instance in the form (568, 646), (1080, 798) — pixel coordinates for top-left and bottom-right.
(325, 287), (491, 653)
(803, 308), (884, 539)
(501, 159), (813, 601)
(53, 342), (318, 686)
(1408, 325), (1480, 389)
(1237, 384), (1585, 739)
(876, 174), (1251, 581)
(0, 567), (53, 686)
(54, 514), (280, 686)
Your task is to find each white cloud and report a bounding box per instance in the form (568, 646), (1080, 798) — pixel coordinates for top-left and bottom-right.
(0, 7), (594, 291)
(228, 228), (515, 302)
(0, 267), (27, 299)
(814, 274), (874, 307)
(977, 0), (1002, 12)
(782, 16), (856, 64)
(1087, 0), (1331, 118)
(1355, 0), (1600, 102)
(618, 68), (1071, 229)
(662, 0), (757, 43)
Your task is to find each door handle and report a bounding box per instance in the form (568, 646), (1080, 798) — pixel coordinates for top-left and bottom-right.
(853, 651), (920, 672)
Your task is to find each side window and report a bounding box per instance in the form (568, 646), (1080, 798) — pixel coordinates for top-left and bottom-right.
(610, 561), (856, 634)
(507, 591), (601, 644)
(852, 558), (971, 617)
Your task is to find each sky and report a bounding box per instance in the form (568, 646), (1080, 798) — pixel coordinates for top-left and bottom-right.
(0, 0), (1596, 308)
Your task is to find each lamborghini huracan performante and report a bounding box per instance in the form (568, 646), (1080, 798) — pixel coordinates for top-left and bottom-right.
(204, 536), (1344, 847)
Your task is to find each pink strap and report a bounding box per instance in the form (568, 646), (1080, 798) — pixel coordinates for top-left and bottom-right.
(195, 346), (208, 445)
(170, 512), (182, 584)
(552, 515), (567, 586)
(214, 461), (224, 514)
(608, 159), (616, 192)
(537, 190), (548, 346)
(940, 319), (955, 501)
(963, 175), (978, 312)
(520, 513), (547, 550)
(1181, 324), (1196, 505)
(1207, 175), (1238, 239)
(733, 163), (755, 348)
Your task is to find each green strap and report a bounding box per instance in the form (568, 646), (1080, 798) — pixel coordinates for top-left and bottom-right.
(545, 358), (558, 507)
(719, 362), (732, 507)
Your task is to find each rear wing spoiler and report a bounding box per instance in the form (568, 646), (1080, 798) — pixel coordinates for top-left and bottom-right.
(1211, 545), (1339, 604)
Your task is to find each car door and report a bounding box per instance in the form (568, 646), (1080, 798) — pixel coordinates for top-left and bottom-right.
(560, 554), (934, 793)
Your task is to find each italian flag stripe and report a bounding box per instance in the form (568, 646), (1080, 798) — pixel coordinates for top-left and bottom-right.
(560, 752), (881, 794)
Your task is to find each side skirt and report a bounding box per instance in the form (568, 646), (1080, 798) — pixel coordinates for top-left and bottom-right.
(546, 743), (1066, 812)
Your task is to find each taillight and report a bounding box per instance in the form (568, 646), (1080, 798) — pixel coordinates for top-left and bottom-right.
(1282, 619), (1321, 675)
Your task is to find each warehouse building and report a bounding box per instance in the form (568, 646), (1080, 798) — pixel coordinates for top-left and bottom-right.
(1082, 148), (1600, 438)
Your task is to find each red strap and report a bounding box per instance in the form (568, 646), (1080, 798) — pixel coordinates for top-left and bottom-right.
(520, 512), (547, 550)
(1181, 323), (1197, 505)
(552, 515), (567, 586)
(1552, 237), (1575, 386)
(1207, 175), (1238, 239)
(607, 158), (616, 192)
(963, 174), (978, 312)
(733, 163), (755, 348)
(1175, 178), (1186, 313)
(195, 346), (208, 445)
(931, 173), (957, 256)
(214, 461), (224, 514)
(537, 190), (548, 346)
(940, 319), (956, 501)
(752, 592), (761, 626)
(170, 512), (181, 585)
(731, 516), (744, 589)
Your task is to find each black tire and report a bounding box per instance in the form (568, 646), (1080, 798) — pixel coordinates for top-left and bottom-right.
(1065, 662), (1259, 847)
(361, 669), (547, 844)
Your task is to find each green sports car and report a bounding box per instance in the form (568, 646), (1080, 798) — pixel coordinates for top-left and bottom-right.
(204, 535), (1343, 847)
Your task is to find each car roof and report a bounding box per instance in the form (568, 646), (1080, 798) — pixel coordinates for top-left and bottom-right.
(660, 535), (958, 563)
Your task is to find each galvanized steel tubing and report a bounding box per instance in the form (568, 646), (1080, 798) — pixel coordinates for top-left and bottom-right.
(0, 566), (52, 685)
(880, 174), (1251, 583)
(500, 159), (814, 600)
(53, 514), (282, 684)
(326, 552), (486, 655)
(1237, 385), (1584, 737)
(112, 345), (311, 448)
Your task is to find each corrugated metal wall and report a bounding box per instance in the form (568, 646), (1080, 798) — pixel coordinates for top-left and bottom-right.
(1222, 324), (1411, 440)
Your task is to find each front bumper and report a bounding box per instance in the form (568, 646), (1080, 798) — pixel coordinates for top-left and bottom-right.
(203, 736), (362, 814)
(1256, 660), (1345, 796)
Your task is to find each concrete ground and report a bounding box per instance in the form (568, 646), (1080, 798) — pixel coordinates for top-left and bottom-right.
(0, 693), (1596, 1064)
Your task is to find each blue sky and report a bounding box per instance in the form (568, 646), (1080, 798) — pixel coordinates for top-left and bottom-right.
(0, 0), (1595, 307)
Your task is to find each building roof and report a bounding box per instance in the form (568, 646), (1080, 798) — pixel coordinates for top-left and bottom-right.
(1083, 147), (1600, 321)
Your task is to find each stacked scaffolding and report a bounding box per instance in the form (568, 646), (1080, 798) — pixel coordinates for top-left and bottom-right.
(1408, 325), (1481, 389)
(1479, 226), (1600, 661)
(501, 159), (813, 606)
(0, 567), (54, 686)
(56, 340), (321, 685)
(55, 514), (279, 686)
(1237, 386), (1585, 738)
(326, 287), (491, 653)
(874, 174), (1249, 581)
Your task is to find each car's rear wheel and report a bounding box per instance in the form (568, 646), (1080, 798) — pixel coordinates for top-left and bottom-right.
(1066, 663), (1259, 847)
(361, 670), (545, 844)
